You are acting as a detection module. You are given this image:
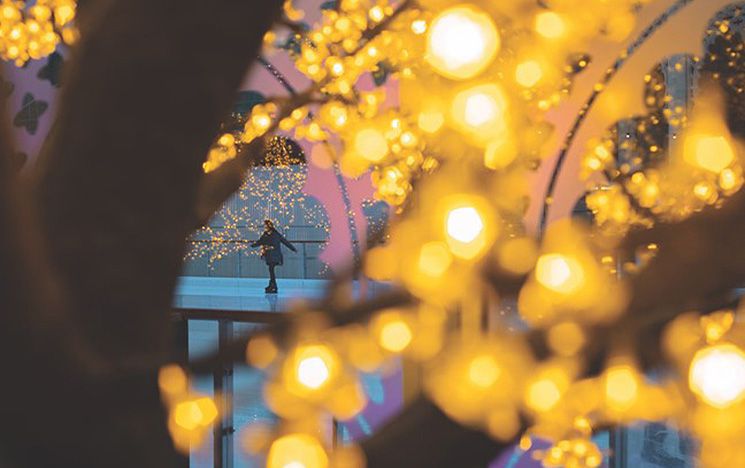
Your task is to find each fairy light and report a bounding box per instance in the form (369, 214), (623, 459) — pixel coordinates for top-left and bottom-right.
(172, 1), (745, 465)
(515, 60), (544, 88)
(689, 343), (745, 408)
(354, 127), (389, 162)
(285, 343), (340, 395)
(451, 84), (509, 144)
(605, 365), (639, 411)
(417, 241), (452, 277)
(684, 134), (736, 173)
(425, 5), (500, 80)
(375, 315), (413, 353)
(297, 356), (330, 389)
(267, 434), (328, 468)
(446, 206), (483, 244)
(535, 11), (567, 39)
(468, 355), (502, 389)
(0, 0), (77, 66)
(535, 253), (586, 295)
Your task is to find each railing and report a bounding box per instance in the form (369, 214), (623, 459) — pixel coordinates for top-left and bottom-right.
(172, 309), (283, 468)
(185, 239), (329, 279)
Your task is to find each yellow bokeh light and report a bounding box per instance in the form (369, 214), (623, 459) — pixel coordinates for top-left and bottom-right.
(497, 237), (538, 275)
(546, 322), (585, 357)
(719, 168), (740, 191)
(468, 355), (502, 388)
(411, 19), (427, 35)
(298, 356), (330, 389)
(426, 5), (500, 80)
(267, 434), (329, 468)
(684, 134), (736, 173)
(246, 334), (279, 369)
(159, 364), (188, 397)
(373, 311), (413, 353)
(451, 84), (508, 145)
(465, 94), (498, 128)
(484, 138), (518, 170)
(535, 253), (586, 295)
(285, 343), (340, 394)
(418, 241), (452, 277)
(535, 12), (567, 39)
(440, 196), (496, 260)
(369, 5), (385, 23)
(252, 112), (272, 132)
(354, 127), (389, 162)
(173, 397), (218, 431)
(689, 343), (745, 408)
(418, 111), (445, 134)
(526, 378), (562, 413)
(605, 365), (639, 411)
(379, 321), (413, 353)
(515, 60), (543, 88)
(446, 206), (484, 244)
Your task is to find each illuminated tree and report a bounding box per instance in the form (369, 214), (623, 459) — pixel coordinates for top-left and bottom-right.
(188, 135), (330, 267)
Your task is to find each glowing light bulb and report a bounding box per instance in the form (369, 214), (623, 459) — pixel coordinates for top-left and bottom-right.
(426, 5), (500, 80)
(468, 355), (502, 388)
(515, 60), (543, 88)
(159, 365), (187, 397)
(173, 397), (218, 431)
(418, 241), (452, 277)
(464, 93), (498, 127)
(287, 344), (338, 393)
(451, 84), (508, 144)
(411, 19), (427, 35)
(246, 334), (279, 369)
(267, 434), (328, 468)
(719, 168), (740, 191)
(535, 12), (567, 39)
(379, 320), (413, 353)
(354, 128), (389, 162)
(446, 206), (484, 243)
(689, 343), (745, 408)
(605, 365), (639, 411)
(546, 322), (585, 357)
(535, 253), (585, 295)
(252, 113), (272, 132)
(369, 5), (385, 23)
(297, 356), (330, 389)
(526, 379), (562, 412)
(418, 111), (445, 133)
(684, 134), (736, 173)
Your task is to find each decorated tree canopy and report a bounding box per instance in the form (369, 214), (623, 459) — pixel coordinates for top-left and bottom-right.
(3, 0), (745, 467)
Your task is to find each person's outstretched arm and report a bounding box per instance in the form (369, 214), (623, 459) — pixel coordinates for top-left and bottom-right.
(278, 232), (297, 252)
(251, 232), (268, 248)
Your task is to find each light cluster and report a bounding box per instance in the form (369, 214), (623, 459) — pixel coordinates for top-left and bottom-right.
(0, 0), (77, 66)
(158, 365), (220, 453)
(582, 17), (745, 236)
(172, 1), (745, 467)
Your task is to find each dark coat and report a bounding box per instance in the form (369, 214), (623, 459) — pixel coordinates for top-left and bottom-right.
(251, 228), (296, 266)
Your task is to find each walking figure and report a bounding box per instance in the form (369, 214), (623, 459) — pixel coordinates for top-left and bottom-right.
(251, 219), (297, 293)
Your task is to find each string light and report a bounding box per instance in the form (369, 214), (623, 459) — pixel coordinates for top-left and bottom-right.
(267, 433), (328, 468)
(534, 12), (567, 40)
(689, 343), (745, 408)
(425, 5), (500, 80)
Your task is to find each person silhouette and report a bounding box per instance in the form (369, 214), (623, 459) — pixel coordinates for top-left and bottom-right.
(251, 219), (297, 293)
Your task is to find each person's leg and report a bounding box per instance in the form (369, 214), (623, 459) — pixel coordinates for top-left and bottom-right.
(269, 264), (277, 291)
